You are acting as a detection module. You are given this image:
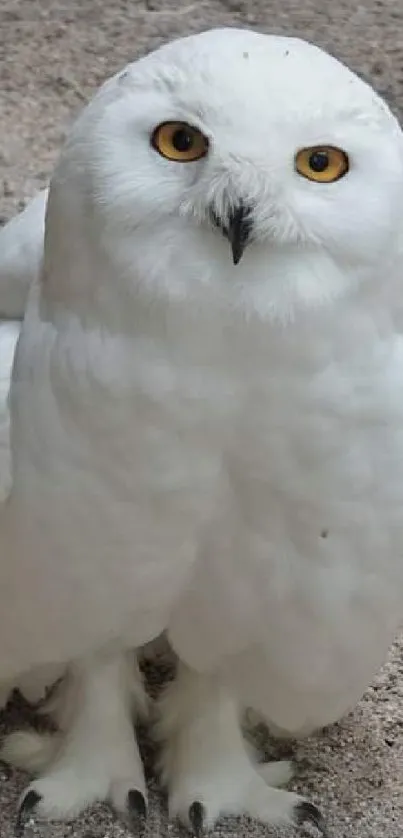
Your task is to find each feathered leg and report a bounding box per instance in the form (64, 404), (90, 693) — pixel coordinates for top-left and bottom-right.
(2, 648), (147, 831)
(155, 661), (327, 835)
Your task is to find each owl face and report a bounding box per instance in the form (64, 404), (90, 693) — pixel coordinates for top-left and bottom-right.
(53, 28), (403, 320)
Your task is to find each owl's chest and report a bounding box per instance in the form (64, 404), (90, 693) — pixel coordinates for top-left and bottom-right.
(165, 321), (403, 707)
(130, 313), (403, 498)
(31, 299), (403, 532)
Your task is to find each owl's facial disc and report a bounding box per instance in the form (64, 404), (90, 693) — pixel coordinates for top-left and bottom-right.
(151, 119), (254, 264)
(210, 202), (254, 265)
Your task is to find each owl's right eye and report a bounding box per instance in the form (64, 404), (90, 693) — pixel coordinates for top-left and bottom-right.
(151, 122), (209, 162)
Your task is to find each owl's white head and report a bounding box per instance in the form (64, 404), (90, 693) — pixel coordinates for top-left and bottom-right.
(45, 28), (403, 323)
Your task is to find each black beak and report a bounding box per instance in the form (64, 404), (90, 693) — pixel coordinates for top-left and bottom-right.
(211, 203), (253, 265)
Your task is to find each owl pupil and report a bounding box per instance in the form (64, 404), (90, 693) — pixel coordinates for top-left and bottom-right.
(172, 128), (193, 152)
(309, 151), (329, 172)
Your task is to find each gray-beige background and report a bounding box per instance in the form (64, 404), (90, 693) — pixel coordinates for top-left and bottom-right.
(0, 1), (402, 837)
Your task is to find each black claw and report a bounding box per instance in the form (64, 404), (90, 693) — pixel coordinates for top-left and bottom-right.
(294, 801), (329, 837)
(15, 790), (41, 837)
(127, 789), (147, 833)
(189, 801), (204, 837)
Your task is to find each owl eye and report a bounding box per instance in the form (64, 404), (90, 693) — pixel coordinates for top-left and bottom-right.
(151, 122), (209, 162)
(295, 146), (349, 183)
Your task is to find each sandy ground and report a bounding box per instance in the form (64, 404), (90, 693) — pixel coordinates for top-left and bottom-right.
(0, 0), (403, 836)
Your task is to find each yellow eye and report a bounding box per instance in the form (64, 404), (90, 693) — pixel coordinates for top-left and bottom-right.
(151, 121), (209, 162)
(295, 146), (349, 183)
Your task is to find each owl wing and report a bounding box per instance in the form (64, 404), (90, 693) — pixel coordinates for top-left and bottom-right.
(0, 315), (65, 704)
(0, 191), (48, 529)
(0, 189), (47, 319)
(0, 320), (20, 502)
(0, 191), (47, 499)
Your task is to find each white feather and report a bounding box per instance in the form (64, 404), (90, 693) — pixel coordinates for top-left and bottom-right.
(0, 189), (47, 318)
(1, 27), (403, 827)
(0, 320), (19, 502)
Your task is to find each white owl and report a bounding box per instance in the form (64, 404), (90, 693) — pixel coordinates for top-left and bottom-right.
(0, 27), (403, 837)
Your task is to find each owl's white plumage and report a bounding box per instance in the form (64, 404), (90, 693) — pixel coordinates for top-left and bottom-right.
(0, 189), (47, 319)
(1, 26), (403, 830)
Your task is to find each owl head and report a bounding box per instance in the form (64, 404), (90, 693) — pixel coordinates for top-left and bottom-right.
(43, 28), (403, 323)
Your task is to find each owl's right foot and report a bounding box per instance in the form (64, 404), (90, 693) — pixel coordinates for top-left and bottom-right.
(1, 651), (147, 835)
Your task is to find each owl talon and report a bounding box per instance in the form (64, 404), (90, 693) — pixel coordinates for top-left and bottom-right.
(188, 801), (205, 836)
(294, 800), (329, 836)
(15, 789), (41, 837)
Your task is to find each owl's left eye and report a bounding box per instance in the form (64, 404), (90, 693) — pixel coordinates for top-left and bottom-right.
(295, 146), (349, 183)
(151, 122), (209, 162)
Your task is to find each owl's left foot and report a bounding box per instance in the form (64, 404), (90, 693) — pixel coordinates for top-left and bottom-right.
(1, 650), (147, 835)
(156, 663), (328, 836)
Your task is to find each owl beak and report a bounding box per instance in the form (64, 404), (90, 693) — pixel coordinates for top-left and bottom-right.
(211, 202), (253, 265)
(227, 203), (253, 265)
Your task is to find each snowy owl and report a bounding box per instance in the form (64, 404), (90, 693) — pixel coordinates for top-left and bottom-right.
(0, 26), (403, 837)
